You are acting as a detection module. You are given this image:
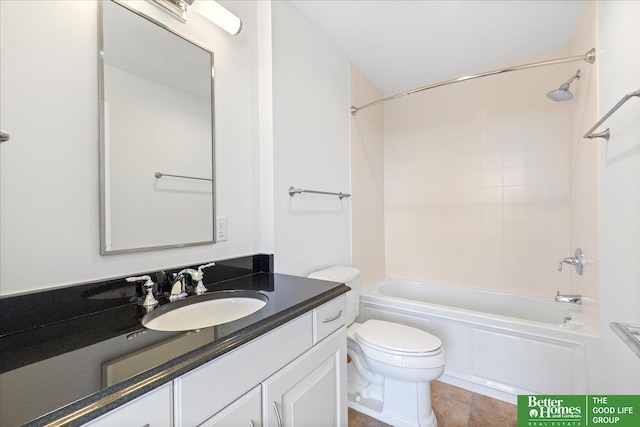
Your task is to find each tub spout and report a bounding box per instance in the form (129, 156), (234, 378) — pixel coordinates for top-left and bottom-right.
(555, 291), (582, 305)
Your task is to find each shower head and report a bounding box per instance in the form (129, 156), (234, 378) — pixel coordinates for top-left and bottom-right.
(547, 69), (581, 102)
(547, 84), (574, 102)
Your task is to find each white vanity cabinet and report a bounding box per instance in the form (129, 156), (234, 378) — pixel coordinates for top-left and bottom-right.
(82, 295), (346, 427)
(180, 294), (346, 427)
(83, 383), (172, 427)
(263, 328), (347, 427)
(174, 312), (314, 426)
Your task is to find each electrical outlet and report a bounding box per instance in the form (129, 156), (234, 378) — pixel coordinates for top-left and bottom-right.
(216, 217), (228, 241)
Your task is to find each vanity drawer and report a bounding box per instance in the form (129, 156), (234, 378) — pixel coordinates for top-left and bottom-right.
(313, 295), (347, 344)
(83, 383), (171, 427)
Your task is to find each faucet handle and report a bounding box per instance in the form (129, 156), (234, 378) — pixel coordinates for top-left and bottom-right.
(126, 275), (159, 307)
(197, 262), (216, 274)
(194, 263), (215, 295)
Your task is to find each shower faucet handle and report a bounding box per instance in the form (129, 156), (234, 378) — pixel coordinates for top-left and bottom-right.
(557, 248), (584, 276)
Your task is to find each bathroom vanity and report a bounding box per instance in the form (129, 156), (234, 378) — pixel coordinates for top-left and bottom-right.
(0, 255), (349, 426)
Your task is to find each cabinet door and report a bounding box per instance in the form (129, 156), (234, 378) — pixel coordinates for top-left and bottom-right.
(199, 385), (261, 427)
(83, 383), (172, 427)
(263, 328), (346, 427)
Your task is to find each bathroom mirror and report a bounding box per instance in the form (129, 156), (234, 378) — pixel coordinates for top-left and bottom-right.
(99, 0), (215, 254)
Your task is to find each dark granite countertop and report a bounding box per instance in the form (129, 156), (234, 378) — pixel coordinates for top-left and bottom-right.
(0, 256), (349, 427)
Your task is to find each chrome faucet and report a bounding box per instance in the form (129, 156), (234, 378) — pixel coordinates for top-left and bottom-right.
(169, 269), (196, 301)
(555, 291), (582, 305)
(169, 264), (216, 300)
(558, 248), (584, 275)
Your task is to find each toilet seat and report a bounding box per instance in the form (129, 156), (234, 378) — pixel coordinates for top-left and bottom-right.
(353, 320), (445, 370)
(355, 319), (442, 355)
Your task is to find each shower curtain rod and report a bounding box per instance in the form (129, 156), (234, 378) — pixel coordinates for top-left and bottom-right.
(350, 48), (596, 116)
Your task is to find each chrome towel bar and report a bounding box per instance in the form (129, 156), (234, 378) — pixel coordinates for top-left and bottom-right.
(288, 186), (351, 200)
(584, 88), (640, 141)
(610, 322), (640, 359)
(155, 172), (212, 182)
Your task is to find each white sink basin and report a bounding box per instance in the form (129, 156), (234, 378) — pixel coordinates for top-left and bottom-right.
(142, 290), (268, 332)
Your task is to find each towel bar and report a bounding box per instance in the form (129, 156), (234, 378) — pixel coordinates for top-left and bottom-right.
(584, 88), (640, 141)
(288, 186), (351, 200)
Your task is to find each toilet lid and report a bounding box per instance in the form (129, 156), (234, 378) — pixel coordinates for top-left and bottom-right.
(355, 319), (441, 354)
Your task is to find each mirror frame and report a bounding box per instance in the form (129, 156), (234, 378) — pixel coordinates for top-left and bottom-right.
(98, 0), (216, 255)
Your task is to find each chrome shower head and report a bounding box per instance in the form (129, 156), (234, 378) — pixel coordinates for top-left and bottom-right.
(547, 83), (574, 102)
(547, 69), (581, 102)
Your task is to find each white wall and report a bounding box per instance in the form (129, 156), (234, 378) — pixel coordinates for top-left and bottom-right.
(0, 0), (259, 295)
(350, 66), (385, 287)
(0, 0), (355, 294)
(270, 1), (352, 276)
(590, 0), (640, 393)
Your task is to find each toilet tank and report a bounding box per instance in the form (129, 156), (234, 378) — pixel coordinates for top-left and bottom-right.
(308, 266), (360, 325)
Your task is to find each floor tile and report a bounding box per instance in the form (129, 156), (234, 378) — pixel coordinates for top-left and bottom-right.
(432, 380), (474, 405)
(433, 397), (471, 427)
(348, 381), (518, 427)
(348, 407), (392, 427)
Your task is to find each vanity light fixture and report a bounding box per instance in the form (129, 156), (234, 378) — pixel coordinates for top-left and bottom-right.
(148, 0), (242, 35)
(193, 1), (242, 35)
(149, 0), (191, 23)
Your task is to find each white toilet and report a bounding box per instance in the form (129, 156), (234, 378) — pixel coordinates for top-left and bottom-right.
(309, 267), (445, 427)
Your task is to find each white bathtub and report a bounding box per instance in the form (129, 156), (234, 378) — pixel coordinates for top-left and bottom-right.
(358, 277), (599, 403)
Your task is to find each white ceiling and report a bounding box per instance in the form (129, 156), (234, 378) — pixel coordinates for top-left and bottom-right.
(290, 0), (587, 95)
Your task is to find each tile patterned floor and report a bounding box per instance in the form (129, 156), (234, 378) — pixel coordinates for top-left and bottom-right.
(348, 381), (518, 427)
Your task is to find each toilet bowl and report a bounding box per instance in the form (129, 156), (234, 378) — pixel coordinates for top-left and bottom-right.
(308, 267), (445, 427)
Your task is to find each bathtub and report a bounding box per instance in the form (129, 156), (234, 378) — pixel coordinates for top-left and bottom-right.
(357, 277), (599, 403)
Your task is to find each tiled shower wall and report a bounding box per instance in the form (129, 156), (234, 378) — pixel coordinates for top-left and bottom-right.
(568, 1), (599, 307)
(383, 49), (578, 297)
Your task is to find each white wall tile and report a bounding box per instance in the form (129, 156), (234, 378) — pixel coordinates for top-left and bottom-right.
(482, 169), (503, 187)
(503, 167), (526, 186)
(504, 204), (527, 222)
(463, 188), (482, 205)
(463, 170), (482, 188)
(462, 153), (482, 171)
(503, 148), (526, 167)
(503, 185), (526, 204)
(483, 223), (504, 241)
(384, 49), (574, 296)
(482, 187), (503, 204)
(482, 151), (503, 169)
